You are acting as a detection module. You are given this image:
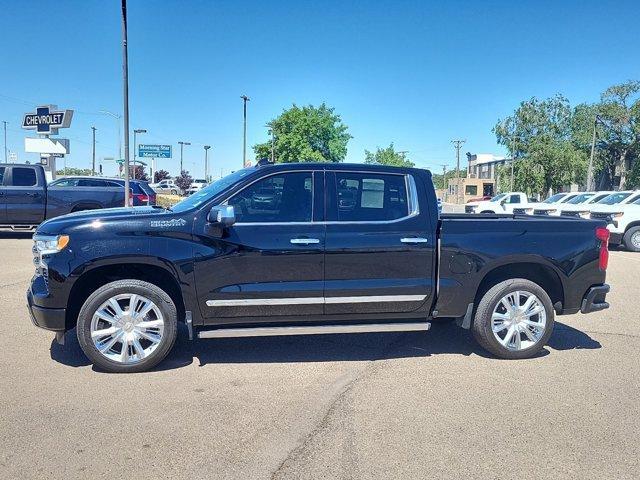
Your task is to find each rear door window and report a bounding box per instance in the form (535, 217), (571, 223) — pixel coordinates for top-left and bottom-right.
(0, 167), (5, 185)
(333, 172), (409, 222)
(50, 178), (80, 187)
(11, 167), (37, 187)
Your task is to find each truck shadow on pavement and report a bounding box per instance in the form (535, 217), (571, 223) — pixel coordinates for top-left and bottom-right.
(50, 320), (601, 373)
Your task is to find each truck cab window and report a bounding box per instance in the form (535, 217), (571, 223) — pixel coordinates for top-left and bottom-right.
(11, 167), (37, 187)
(229, 172), (313, 223)
(0, 167), (5, 185)
(335, 172), (408, 221)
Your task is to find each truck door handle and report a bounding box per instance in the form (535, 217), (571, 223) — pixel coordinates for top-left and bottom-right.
(400, 237), (429, 244)
(290, 238), (320, 245)
(26, 192), (40, 197)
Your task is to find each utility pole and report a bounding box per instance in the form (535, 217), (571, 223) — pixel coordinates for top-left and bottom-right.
(266, 123), (275, 162)
(204, 145), (211, 182)
(451, 139), (466, 204)
(121, 0), (131, 206)
(440, 164), (448, 191)
(133, 128), (146, 179)
(510, 119), (518, 192)
(178, 141), (191, 173)
(91, 126), (97, 175)
(587, 115), (601, 191)
(2, 121), (7, 163)
(240, 94), (250, 167)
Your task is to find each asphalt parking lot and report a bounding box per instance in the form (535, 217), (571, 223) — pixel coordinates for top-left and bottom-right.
(1, 233), (639, 480)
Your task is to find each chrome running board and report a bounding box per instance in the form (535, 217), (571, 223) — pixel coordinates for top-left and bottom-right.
(197, 322), (430, 339)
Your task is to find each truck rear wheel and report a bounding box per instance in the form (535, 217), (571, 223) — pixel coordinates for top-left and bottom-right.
(472, 278), (554, 359)
(76, 279), (178, 373)
(623, 226), (640, 252)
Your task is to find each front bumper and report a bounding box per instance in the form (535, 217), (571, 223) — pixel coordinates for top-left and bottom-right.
(580, 284), (610, 314)
(27, 288), (66, 332)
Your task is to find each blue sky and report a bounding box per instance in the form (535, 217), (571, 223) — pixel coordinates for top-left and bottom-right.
(1, 0), (639, 178)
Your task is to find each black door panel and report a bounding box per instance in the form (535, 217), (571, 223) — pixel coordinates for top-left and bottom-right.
(324, 171), (435, 315)
(193, 171), (325, 323)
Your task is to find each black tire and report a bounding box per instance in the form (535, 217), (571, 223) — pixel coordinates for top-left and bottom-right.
(170, 189), (178, 195)
(76, 279), (178, 373)
(472, 278), (554, 359)
(480, 210), (495, 214)
(623, 226), (640, 252)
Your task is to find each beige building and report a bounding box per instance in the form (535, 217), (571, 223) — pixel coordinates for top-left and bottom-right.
(444, 177), (496, 204)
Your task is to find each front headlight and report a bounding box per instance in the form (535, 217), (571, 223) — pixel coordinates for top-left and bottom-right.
(611, 212), (624, 219)
(578, 211), (591, 219)
(34, 234), (70, 255)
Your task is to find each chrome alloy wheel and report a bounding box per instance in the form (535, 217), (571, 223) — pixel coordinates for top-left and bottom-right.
(631, 231), (640, 249)
(491, 291), (547, 351)
(90, 294), (165, 364)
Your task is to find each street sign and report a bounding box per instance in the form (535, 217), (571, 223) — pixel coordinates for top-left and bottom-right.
(25, 137), (70, 154)
(138, 144), (171, 158)
(22, 105), (73, 135)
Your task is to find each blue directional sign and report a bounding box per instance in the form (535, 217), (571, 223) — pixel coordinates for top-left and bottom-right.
(138, 144), (172, 158)
(22, 105), (73, 135)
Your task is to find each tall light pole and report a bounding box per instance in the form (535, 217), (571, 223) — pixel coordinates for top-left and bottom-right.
(121, 0), (131, 207)
(2, 121), (7, 163)
(587, 115), (603, 191)
(452, 139), (466, 204)
(204, 145), (211, 182)
(240, 95), (250, 167)
(178, 141), (191, 173)
(99, 110), (122, 161)
(133, 129), (147, 179)
(91, 126), (97, 175)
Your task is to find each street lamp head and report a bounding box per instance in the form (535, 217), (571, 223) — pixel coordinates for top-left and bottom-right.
(240, 95), (250, 101)
(204, 145), (211, 150)
(134, 129), (147, 134)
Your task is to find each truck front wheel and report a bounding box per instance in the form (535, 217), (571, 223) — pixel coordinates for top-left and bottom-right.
(472, 279), (554, 359)
(623, 226), (640, 252)
(76, 279), (178, 373)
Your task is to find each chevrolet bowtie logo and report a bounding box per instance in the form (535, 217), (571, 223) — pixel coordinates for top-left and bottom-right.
(22, 105), (74, 135)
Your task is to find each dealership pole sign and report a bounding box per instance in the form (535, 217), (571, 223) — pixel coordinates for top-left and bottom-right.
(22, 105), (74, 135)
(138, 144), (172, 158)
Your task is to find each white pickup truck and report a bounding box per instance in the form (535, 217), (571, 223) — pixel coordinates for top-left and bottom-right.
(465, 192), (529, 214)
(589, 192), (640, 251)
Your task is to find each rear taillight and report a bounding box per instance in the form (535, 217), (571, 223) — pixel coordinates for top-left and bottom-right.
(596, 227), (610, 271)
(134, 194), (149, 202)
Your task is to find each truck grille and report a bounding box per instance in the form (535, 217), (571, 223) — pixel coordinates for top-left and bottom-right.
(513, 208), (528, 214)
(465, 206), (475, 213)
(533, 209), (550, 215)
(591, 212), (612, 220)
(561, 211), (580, 217)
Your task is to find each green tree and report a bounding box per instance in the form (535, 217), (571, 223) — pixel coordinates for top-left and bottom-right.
(494, 95), (587, 196)
(364, 143), (414, 167)
(175, 170), (193, 193)
(253, 103), (351, 163)
(55, 167), (93, 176)
(133, 165), (149, 181)
(153, 169), (170, 183)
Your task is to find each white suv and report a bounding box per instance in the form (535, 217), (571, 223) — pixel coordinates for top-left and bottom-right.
(465, 192), (529, 214)
(557, 191), (615, 218)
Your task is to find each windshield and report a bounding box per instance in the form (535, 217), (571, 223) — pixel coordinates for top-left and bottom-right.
(597, 192), (631, 205)
(542, 193), (566, 204)
(566, 193), (594, 204)
(489, 193), (506, 202)
(171, 168), (255, 212)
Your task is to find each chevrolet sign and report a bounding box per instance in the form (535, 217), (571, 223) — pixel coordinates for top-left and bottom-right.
(22, 105), (74, 135)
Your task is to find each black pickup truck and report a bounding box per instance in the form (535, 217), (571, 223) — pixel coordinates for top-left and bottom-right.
(27, 162), (611, 372)
(0, 164), (149, 230)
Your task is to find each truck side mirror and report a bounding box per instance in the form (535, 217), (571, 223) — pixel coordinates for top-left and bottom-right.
(208, 205), (236, 226)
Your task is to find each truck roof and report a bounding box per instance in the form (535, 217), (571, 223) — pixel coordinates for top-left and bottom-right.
(255, 162), (431, 175)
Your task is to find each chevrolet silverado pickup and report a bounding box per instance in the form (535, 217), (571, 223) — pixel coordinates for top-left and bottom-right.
(27, 162), (611, 372)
